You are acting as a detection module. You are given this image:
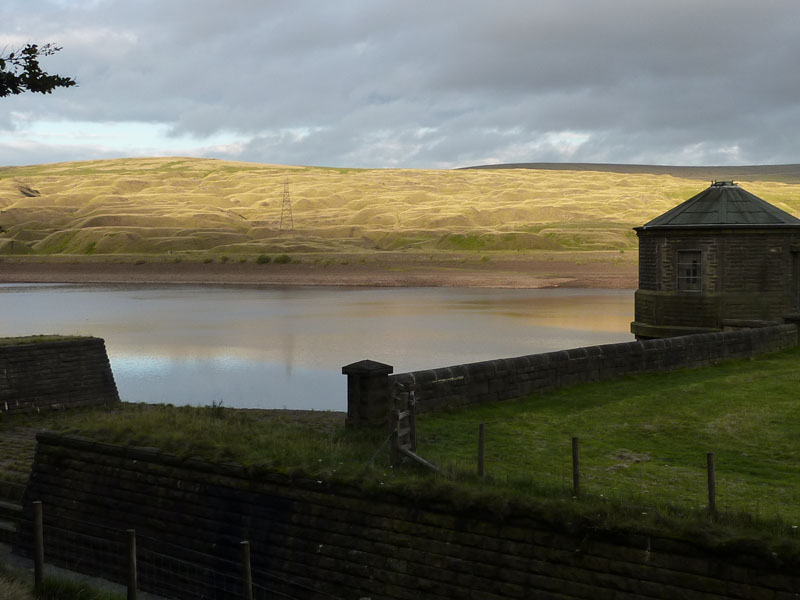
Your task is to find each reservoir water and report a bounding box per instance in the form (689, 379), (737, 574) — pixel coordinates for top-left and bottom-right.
(0, 284), (634, 411)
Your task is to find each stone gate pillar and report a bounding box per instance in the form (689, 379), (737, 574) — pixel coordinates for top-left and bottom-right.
(342, 360), (393, 427)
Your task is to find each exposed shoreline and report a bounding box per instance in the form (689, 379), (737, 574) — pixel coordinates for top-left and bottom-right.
(0, 256), (637, 289)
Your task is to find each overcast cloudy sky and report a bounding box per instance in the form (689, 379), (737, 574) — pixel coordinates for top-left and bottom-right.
(2, 0), (800, 168)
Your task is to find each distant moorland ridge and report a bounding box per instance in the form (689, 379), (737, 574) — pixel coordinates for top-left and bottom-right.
(1, 157), (800, 257)
(463, 162), (800, 183)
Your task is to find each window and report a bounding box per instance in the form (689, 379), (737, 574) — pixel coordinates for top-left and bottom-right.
(677, 250), (702, 291)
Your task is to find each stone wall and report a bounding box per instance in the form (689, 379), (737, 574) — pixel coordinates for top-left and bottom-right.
(634, 229), (800, 336)
(16, 432), (800, 599)
(0, 337), (119, 414)
(637, 229), (800, 297)
(387, 324), (798, 415)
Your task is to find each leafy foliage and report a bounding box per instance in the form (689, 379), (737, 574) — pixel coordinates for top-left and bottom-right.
(0, 44), (76, 97)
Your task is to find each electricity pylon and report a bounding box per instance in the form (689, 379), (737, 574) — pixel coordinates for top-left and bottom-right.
(279, 178), (294, 231)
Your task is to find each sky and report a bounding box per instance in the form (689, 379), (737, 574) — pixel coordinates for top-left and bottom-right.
(2, 0), (800, 169)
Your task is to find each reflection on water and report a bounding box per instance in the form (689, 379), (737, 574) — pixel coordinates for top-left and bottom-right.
(110, 356), (332, 410)
(0, 284), (634, 410)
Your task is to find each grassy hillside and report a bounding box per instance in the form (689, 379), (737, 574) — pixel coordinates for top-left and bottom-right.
(1, 157), (799, 257)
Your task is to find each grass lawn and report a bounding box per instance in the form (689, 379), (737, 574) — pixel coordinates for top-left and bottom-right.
(418, 347), (800, 524)
(0, 563), (124, 600)
(0, 335), (90, 347)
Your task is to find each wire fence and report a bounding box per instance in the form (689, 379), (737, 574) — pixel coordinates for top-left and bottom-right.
(25, 502), (347, 600)
(463, 427), (723, 516)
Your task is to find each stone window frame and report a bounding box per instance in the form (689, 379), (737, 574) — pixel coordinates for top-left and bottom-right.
(676, 249), (702, 291)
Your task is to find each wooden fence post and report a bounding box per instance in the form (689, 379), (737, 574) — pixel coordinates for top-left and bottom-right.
(241, 541), (253, 600)
(33, 500), (43, 588)
(572, 437), (580, 498)
(127, 529), (137, 600)
(408, 391), (417, 452)
(477, 423), (485, 478)
(389, 409), (400, 466)
(707, 452), (716, 515)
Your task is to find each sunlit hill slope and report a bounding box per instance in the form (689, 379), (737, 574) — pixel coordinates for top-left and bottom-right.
(1, 157), (799, 257)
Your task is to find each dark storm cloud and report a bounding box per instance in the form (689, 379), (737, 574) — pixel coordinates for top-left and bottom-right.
(3, 0), (800, 167)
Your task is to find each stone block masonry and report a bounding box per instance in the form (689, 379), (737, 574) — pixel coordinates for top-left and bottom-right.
(346, 324), (799, 423)
(398, 324), (798, 414)
(343, 359), (394, 426)
(16, 432), (800, 599)
(0, 337), (119, 414)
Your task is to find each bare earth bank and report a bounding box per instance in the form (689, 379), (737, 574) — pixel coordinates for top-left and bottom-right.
(0, 256), (637, 289)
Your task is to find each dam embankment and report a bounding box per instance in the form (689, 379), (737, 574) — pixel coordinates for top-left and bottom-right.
(16, 431), (800, 600)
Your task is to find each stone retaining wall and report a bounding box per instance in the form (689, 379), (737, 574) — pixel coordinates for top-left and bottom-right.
(0, 338), (119, 414)
(16, 432), (800, 599)
(390, 324), (798, 415)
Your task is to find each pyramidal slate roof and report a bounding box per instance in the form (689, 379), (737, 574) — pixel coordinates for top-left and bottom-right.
(640, 181), (800, 229)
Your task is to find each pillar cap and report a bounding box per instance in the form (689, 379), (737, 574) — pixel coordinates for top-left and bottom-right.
(342, 359), (394, 375)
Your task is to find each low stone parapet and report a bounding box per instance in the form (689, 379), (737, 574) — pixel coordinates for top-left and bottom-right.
(346, 324), (798, 418)
(0, 337), (119, 414)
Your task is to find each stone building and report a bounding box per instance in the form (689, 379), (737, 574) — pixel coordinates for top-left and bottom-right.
(631, 181), (800, 339)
